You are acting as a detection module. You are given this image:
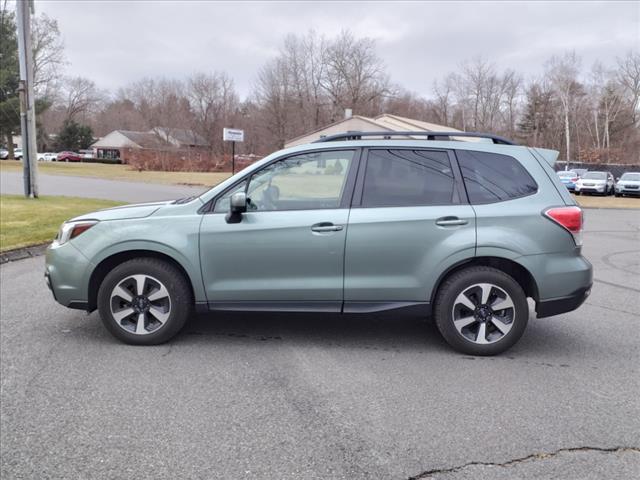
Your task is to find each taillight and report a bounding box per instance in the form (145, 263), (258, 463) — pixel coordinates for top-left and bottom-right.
(544, 206), (583, 246)
(571, 177), (578, 182)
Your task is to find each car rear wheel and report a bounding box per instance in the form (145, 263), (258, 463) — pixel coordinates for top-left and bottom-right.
(434, 266), (529, 356)
(97, 258), (192, 345)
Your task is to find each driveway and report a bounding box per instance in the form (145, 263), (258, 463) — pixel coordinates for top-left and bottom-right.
(1, 171), (206, 203)
(1, 209), (639, 479)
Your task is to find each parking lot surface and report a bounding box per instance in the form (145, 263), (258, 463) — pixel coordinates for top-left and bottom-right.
(1, 208), (638, 479)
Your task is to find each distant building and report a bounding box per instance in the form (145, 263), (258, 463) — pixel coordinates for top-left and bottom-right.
(284, 113), (464, 148)
(91, 128), (208, 162)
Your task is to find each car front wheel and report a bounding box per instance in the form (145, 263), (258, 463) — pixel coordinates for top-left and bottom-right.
(434, 266), (529, 356)
(97, 258), (192, 345)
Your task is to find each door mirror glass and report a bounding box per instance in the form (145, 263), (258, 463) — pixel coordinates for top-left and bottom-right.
(226, 192), (247, 223)
(230, 192), (247, 212)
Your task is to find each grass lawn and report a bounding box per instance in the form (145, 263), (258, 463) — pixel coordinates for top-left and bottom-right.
(0, 195), (124, 252)
(0, 160), (231, 187)
(572, 193), (640, 209)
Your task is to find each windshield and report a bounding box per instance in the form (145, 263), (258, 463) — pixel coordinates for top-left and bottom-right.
(583, 172), (606, 180)
(557, 171), (576, 177)
(620, 173), (640, 181)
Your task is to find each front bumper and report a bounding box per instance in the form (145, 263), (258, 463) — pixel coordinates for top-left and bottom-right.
(576, 186), (606, 193)
(616, 187), (640, 196)
(45, 242), (93, 309)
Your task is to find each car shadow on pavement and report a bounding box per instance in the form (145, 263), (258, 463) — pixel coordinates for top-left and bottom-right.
(174, 311), (451, 353)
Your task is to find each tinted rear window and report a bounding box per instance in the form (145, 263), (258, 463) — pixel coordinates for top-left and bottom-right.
(456, 150), (537, 203)
(362, 149), (456, 207)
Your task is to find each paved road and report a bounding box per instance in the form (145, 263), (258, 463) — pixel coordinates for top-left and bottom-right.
(1, 171), (206, 203)
(1, 209), (639, 479)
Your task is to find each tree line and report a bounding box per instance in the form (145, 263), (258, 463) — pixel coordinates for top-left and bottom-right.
(1, 5), (638, 164)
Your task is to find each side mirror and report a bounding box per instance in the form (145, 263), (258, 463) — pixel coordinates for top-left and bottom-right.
(225, 192), (247, 224)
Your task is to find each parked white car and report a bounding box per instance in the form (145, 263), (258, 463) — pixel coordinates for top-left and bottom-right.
(13, 148), (23, 160)
(38, 152), (58, 162)
(615, 172), (640, 197)
(575, 171), (614, 196)
(0, 148), (8, 159)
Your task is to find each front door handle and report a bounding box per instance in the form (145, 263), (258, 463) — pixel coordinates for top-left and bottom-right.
(435, 217), (469, 227)
(311, 222), (344, 232)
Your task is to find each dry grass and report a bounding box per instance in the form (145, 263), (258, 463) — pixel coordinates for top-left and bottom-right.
(1, 195), (124, 252)
(0, 160), (231, 187)
(572, 193), (640, 209)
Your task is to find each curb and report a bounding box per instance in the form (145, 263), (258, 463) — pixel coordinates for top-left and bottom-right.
(0, 243), (49, 264)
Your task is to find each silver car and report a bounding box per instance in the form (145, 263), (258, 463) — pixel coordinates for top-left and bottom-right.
(575, 171), (614, 196)
(615, 172), (640, 197)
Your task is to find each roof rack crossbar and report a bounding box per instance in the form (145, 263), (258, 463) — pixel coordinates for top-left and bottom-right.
(313, 131), (518, 145)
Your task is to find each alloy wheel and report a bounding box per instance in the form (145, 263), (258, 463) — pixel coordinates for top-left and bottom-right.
(451, 283), (515, 344)
(109, 274), (171, 335)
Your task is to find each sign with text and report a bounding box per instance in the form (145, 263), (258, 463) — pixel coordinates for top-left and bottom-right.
(223, 128), (244, 142)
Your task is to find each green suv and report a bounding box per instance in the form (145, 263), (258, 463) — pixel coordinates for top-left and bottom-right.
(45, 132), (593, 355)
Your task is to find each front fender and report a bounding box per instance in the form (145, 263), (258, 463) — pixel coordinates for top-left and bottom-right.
(72, 215), (206, 303)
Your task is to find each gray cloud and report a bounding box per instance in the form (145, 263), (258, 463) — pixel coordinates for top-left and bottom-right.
(37, 0), (639, 98)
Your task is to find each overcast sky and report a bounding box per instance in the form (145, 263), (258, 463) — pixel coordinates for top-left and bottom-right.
(37, 1), (639, 99)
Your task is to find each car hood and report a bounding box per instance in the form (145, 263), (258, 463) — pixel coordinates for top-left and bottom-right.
(617, 180), (640, 186)
(579, 179), (606, 184)
(70, 201), (173, 222)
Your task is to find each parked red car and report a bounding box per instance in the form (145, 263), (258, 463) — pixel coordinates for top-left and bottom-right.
(56, 151), (82, 162)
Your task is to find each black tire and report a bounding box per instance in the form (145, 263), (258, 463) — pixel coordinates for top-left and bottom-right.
(97, 258), (192, 345)
(434, 266), (529, 356)
(575, 191), (581, 196)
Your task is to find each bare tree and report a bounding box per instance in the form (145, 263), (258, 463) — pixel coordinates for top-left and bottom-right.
(616, 51), (640, 127)
(321, 30), (392, 120)
(187, 71), (238, 152)
(31, 13), (66, 98)
(545, 52), (581, 160)
(61, 76), (105, 122)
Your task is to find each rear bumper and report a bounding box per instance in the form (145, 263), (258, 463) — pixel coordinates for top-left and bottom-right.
(536, 284), (592, 318)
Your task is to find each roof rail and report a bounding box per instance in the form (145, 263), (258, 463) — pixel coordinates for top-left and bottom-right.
(313, 131), (518, 145)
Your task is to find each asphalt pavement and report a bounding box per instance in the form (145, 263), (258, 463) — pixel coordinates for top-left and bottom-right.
(1, 209), (639, 479)
(1, 171), (205, 202)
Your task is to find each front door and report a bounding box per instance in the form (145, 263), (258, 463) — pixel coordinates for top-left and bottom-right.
(199, 149), (357, 311)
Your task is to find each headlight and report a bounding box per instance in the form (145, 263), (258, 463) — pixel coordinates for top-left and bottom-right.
(54, 220), (98, 246)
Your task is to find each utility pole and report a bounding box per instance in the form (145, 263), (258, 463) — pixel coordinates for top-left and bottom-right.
(16, 0), (38, 198)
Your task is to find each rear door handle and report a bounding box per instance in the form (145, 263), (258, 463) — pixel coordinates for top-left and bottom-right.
(435, 217), (469, 227)
(311, 222), (344, 232)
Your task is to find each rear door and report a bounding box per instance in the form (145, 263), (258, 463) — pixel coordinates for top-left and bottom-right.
(343, 148), (476, 310)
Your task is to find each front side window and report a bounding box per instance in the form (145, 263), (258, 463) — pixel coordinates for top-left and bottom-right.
(456, 150), (537, 203)
(213, 180), (247, 213)
(361, 149), (456, 207)
(245, 150), (354, 211)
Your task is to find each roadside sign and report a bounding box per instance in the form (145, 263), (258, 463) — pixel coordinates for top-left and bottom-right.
(223, 128), (244, 142)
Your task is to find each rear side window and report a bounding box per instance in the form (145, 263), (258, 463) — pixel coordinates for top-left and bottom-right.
(456, 150), (537, 203)
(362, 149), (456, 207)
